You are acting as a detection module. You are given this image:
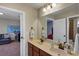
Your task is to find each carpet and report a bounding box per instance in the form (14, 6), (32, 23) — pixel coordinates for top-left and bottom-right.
(0, 41), (20, 56)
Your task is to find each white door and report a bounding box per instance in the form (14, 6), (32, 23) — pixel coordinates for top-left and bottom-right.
(20, 13), (26, 56)
(53, 18), (66, 42)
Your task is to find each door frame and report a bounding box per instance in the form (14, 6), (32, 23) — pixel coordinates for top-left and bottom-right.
(67, 14), (79, 43)
(0, 6), (26, 56)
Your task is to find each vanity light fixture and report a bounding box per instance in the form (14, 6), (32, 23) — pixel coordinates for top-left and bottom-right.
(77, 21), (79, 24)
(52, 3), (56, 8)
(43, 3), (56, 12)
(0, 12), (3, 15)
(43, 8), (46, 12)
(47, 4), (51, 10)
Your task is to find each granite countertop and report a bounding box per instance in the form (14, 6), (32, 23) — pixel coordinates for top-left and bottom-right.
(28, 39), (77, 56)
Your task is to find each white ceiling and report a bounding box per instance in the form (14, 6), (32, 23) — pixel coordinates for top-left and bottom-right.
(0, 3), (76, 21)
(0, 8), (20, 21)
(0, 3), (46, 20)
(47, 4), (79, 19)
(24, 3), (46, 9)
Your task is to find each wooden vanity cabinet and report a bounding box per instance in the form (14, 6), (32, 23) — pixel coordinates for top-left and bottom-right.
(32, 45), (40, 56)
(28, 42), (51, 56)
(28, 42), (33, 56)
(28, 42), (40, 56)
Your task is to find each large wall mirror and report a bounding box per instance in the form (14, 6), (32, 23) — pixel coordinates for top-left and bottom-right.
(39, 15), (67, 42)
(39, 14), (67, 42)
(38, 3), (79, 55)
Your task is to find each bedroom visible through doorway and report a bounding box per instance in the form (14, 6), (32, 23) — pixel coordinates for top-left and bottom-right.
(0, 7), (20, 56)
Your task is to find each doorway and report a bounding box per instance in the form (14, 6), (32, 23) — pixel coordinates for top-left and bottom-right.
(67, 15), (79, 53)
(68, 17), (78, 43)
(53, 18), (67, 42)
(0, 6), (26, 56)
(47, 20), (53, 40)
(69, 18), (75, 42)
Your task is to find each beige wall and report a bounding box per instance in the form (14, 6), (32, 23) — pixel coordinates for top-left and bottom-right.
(0, 3), (38, 38)
(0, 19), (20, 34)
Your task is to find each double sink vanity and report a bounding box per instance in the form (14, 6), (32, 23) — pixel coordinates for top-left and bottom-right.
(28, 39), (77, 56)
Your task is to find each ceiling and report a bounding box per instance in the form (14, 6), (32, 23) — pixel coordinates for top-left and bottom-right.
(0, 3), (77, 21)
(0, 3), (46, 20)
(0, 8), (20, 21)
(47, 4), (79, 19)
(25, 3), (46, 9)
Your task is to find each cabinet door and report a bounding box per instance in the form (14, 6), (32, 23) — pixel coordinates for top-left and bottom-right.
(28, 43), (33, 56)
(40, 50), (51, 56)
(33, 45), (40, 56)
(33, 51), (40, 56)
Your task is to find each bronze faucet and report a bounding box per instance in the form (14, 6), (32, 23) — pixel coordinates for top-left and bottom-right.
(58, 43), (64, 50)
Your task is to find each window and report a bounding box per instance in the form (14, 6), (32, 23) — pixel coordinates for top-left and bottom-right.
(7, 25), (20, 33)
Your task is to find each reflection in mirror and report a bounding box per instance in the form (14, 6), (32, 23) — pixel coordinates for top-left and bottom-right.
(68, 17), (79, 55)
(47, 19), (53, 40)
(38, 3), (79, 55)
(68, 17), (77, 54)
(73, 17), (79, 54)
(69, 18), (76, 42)
(38, 16), (54, 41)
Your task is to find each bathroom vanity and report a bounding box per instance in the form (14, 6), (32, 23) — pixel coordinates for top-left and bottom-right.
(28, 42), (51, 56)
(28, 4), (79, 56)
(28, 39), (76, 56)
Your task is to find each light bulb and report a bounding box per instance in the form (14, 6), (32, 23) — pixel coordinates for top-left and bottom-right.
(47, 5), (51, 10)
(78, 21), (79, 24)
(52, 3), (56, 7)
(0, 12), (3, 15)
(43, 8), (46, 12)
